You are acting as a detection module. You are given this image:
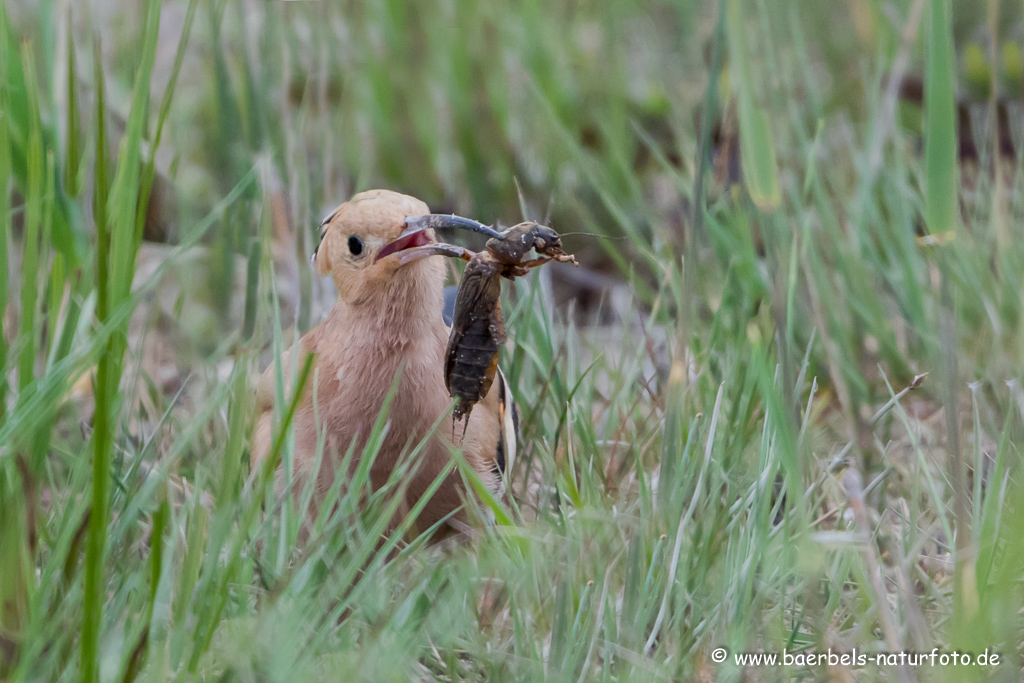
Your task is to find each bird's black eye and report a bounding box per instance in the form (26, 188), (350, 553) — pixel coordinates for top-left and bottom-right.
(348, 235), (364, 257)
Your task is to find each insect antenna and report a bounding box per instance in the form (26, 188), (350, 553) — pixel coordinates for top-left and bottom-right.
(556, 232), (631, 241)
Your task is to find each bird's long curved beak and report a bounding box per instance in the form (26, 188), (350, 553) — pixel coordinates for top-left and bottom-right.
(402, 214), (505, 239)
(376, 214), (505, 265)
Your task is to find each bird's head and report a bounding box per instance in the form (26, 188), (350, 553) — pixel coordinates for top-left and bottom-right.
(312, 190), (438, 306)
(313, 189), (503, 307)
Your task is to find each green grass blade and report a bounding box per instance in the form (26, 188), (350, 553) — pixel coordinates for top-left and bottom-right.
(17, 42), (43, 394)
(106, 0), (161, 315)
(63, 11), (80, 198)
(82, 4), (164, 677)
(134, 0), (198, 242)
(0, 8), (10, 420)
(80, 34), (112, 683)
(727, 0), (781, 211)
(923, 0), (958, 237)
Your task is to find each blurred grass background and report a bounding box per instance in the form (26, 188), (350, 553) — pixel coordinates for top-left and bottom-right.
(2, 0), (1024, 680)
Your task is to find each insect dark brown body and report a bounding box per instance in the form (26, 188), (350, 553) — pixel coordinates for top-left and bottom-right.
(444, 222), (577, 423)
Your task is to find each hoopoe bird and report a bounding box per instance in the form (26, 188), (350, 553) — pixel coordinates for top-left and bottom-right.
(251, 190), (517, 535)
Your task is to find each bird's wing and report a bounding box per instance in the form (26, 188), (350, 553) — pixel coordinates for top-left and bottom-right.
(463, 366), (517, 501)
(493, 367), (518, 488)
(442, 285), (459, 327)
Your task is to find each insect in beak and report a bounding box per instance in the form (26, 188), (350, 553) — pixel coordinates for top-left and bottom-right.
(376, 214), (507, 266)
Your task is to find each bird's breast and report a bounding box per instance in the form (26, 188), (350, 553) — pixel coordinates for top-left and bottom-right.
(305, 324), (453, 476)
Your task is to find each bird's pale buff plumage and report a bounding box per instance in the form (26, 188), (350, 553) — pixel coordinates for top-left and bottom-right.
(251, 190), (509, 534)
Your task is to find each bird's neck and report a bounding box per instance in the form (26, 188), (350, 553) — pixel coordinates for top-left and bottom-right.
(327, 261), (446, 349)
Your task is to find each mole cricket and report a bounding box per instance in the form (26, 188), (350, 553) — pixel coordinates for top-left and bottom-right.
(396, 217), (578, 426)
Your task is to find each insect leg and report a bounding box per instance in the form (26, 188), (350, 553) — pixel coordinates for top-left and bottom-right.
(516, 256), (556, 270)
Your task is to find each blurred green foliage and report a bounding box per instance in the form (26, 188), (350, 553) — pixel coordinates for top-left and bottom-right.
(2, 0), (1024, 681)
